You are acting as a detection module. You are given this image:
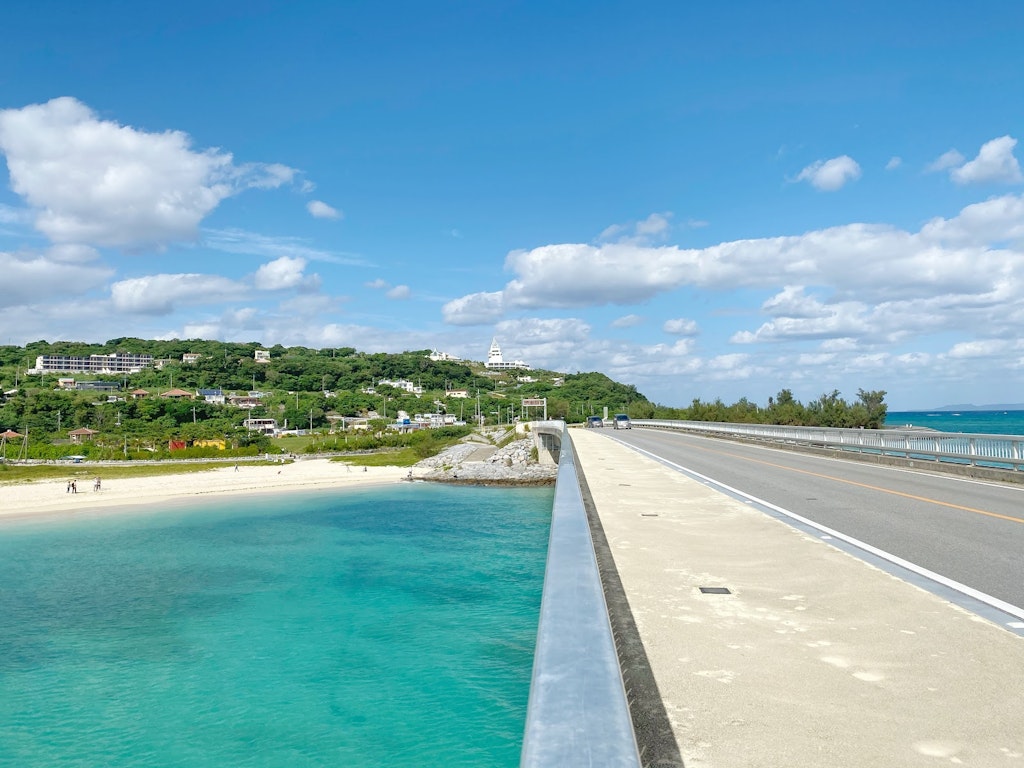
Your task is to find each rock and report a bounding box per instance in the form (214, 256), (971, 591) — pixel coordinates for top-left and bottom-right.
(414, 437), (557, 485)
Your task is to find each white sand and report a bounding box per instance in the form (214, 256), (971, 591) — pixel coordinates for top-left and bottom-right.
(0, 459), (413, 520)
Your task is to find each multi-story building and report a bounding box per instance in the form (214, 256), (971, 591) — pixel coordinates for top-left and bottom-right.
(484, 338), (530, 370)
(31, 352), (154, 375)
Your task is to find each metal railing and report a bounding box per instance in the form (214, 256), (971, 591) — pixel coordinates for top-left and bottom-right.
(520, 424), (641, 768)
(630, 419), (1024, 472)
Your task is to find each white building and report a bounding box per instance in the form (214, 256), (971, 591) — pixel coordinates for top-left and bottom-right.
(378, 378), (423, 395)
(484, 338), (530, 370)
(243, 418), (278, 434)
(428, 349), (461, 362)
(31, 352), (154, 375)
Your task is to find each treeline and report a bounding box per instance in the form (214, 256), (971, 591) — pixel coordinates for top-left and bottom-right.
(650, 388), (888, 429)
(0, 339), (658, 461)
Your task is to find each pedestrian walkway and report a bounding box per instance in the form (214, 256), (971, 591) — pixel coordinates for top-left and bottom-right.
(569, 429), (1024, 767)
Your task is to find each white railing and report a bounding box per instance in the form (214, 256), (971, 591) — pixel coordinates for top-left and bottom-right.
(629, 420), (1024, 472)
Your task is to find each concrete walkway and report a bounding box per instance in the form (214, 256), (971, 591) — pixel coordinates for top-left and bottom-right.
(570, 429), (1024, 768)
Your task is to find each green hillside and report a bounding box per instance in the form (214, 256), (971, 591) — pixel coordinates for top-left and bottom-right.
(0, 339), (653, 462)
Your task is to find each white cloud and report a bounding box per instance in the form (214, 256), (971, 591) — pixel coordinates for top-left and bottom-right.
(612, 314), (644, 328)
(496, 316), (591, 346)
(366, 278), (389, 289)
(662, 318), (698, 336)
(926, 149), (965, 173)
(445, 195), (1024, 323)
(919, 193), (1024, 246)
(951, 136), (1023, 185)
(0, 97), (299, 249)
(599, 212), (673, 244)
(795, 155), (862, 191)
(110, 273), (244, 314)
(0, 249), (113, 309)
(307, 200), (342, 219)
(885, 157), (902, 170)
(441, 291), (505, 325)
(204, 228), (366, 265)
(254, 256), (318, 291)
(386, 285), (411, 300)
(946, 339), (1010, 358)
(761, 286), (832, 318)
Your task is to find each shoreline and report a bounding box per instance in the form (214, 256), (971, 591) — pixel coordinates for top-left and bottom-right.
(0, 459), (411, 522)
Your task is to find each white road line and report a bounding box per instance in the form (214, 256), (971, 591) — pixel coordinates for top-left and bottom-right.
(625, 441), (1024, 624)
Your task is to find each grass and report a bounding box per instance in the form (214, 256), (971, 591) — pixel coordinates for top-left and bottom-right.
(0, 460), (285, 486)
(331, 448), (420, 467)
(272, 435), (316, 453)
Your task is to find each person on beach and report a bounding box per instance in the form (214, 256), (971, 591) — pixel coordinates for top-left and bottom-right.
(71, 480), (77, 494)
(93, 477), (101, 492)
(66, 480), (71, 493)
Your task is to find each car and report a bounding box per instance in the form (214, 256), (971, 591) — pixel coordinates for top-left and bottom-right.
(613, 414), (631, 429)
(586, 416), (604, 428)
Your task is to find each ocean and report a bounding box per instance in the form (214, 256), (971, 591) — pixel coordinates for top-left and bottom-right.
(886, 410), (1024, 436)
(0, 483), (553, 768)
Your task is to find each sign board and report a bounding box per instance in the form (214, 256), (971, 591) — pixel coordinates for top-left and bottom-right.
(522, 398), (546, 406)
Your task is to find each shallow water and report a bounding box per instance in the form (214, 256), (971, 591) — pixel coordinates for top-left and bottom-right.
(0, 483), (553, 767)
(887, 410), (1024, 436)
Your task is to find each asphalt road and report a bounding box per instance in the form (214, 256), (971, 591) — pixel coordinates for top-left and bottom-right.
(601, 427), (1024, 613)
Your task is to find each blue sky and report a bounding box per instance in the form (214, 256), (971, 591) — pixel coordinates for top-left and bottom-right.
(3, 1), (1024, 410)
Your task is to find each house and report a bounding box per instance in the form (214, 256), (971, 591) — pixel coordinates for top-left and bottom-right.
(427, 349), (461, 362)
(160, 388), (194, 399)
(378, 378), (423, 395)
(69, 427), (98, 444)
(130, 388), (149, 399)
(197, 388), (225, 405)
(446, 389), (469, 399)
(229, 394), (262, 409)
(243, 418), (278, 434)
(74, 381), (120, 392)
(182, 353), (202, 364)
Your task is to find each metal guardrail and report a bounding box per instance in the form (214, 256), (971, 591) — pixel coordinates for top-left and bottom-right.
(630, 419), (1024, 472)
(520, 425), (641, 768)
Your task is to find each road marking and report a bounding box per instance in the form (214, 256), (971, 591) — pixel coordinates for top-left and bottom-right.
(622, 442), (1024, 623)
(682, 440), (1024, 525)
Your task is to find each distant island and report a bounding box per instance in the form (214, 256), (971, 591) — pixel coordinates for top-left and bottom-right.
(929, 404), (1024, 412)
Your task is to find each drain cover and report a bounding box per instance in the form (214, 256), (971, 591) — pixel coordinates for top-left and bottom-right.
(699, 587), (732, 595)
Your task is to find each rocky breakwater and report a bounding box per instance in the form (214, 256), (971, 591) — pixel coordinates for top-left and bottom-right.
(414, 437), (558, 486)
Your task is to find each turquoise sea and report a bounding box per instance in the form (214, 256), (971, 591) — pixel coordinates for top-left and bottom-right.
(0, 483), (553, 768)
(886, 410), (1024, 436)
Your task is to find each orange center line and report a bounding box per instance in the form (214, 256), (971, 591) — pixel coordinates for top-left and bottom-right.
(693, 443), (1024, 525)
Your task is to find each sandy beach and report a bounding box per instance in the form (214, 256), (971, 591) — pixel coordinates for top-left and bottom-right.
(0, 459), (412, 520)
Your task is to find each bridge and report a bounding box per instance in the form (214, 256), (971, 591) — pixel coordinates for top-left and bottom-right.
(521, 423), (1024, 767)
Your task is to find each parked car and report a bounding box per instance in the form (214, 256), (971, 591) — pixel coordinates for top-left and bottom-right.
(613, 414), (631, 429)
(586, 416), (604, 428)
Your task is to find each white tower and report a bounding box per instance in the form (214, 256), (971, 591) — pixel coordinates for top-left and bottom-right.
(487, 337), (503, 367)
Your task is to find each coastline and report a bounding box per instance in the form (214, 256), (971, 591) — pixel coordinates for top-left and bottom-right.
(0, 437), (559, 522)
(0, 459), (410, 521)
